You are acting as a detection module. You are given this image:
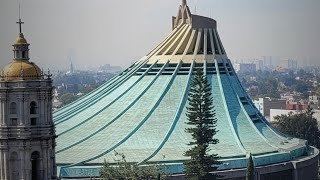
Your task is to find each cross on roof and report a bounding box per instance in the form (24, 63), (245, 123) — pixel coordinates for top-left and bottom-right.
(16, 18), (24, 34)
(16, 3), (24, 33)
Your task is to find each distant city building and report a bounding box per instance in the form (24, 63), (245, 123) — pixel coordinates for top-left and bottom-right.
(53, 89), (62, 111)
(234, 63), (256, 74)
(275, 59), (298, 71)
(286, 102), (309, 111)
(252, 59), (264, 71)
(254, 97), (286, 118)
(98, 64), (122, 73)
(66, 60), (75, 75)
(309, 95), (320, 106)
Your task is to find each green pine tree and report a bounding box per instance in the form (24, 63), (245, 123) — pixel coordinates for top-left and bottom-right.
(246, 154), (254, 180)
(184, 69), (220, 180)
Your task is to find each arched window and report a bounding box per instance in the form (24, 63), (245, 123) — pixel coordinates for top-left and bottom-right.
(10, 152), (19, 180)
(31, 151), (41, 180)
(10, 102), (17, 114)
(30, 101), (37, 114)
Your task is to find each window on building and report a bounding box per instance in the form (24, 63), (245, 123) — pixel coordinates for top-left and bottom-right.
(31, 151), (40, 180)
(10, 102), (17, 114)
(22, 51), (26, 59)
(11, 118), (18, 126)
(31, 118), (37, 126)
(30, 102), (37, 114)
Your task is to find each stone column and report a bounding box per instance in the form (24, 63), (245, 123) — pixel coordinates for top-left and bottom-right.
(293, 162), (298, 180)
(1, 97), (7, 126)
(0, 94), (5, 126)
(24, 97), (29, 126)
(0, 149), (4, 180)
(39, 92), (46, 125)
(52, 142), (57, 179)
(47, 148), (51, 179)
(46, 98), (50, 125)
(49, 101), (53, 125)
(38, 146), (44, 180)
(3, 148), (9, 180)
(47, 91), (53, 125)
(20, 147), (25, 180)
(0, 100), (3, 126)
(25, 148), (31, 180)
(18, 95), (24, 125)
(42, 141), (48, 180)
(4, 99), (7, 126)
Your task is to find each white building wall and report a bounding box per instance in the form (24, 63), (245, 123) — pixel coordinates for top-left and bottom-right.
(254, 98), (264, 115)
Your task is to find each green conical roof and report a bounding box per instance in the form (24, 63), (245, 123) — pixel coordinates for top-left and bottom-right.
(54, 1), (307, 178)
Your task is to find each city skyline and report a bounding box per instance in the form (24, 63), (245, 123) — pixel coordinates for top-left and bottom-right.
(1, 0), (320, 70)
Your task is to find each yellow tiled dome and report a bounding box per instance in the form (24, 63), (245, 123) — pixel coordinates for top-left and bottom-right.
(1, 60), (41, 81)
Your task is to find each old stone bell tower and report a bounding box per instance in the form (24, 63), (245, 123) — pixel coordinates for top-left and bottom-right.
(0, 13), (57, 180)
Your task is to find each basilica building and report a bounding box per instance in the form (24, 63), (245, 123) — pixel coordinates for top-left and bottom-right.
(54, 1), (318, 179)
(0, 1), (318, 179)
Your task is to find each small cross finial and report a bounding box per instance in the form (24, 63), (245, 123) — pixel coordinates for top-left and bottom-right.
(16, 2), (24, 33)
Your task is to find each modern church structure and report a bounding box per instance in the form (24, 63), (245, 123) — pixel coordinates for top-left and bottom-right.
(0, 15), (57, 180)
(54, 1), (318, 179)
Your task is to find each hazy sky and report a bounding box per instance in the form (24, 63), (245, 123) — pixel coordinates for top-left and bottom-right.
(1, 0), (320, 70)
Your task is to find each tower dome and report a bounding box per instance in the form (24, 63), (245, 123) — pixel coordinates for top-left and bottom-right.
(1, 60), (41, 81)
(1, 31), (42, 81)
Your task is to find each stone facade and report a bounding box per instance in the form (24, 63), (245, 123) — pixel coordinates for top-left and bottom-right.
(0, 79), (57, 180)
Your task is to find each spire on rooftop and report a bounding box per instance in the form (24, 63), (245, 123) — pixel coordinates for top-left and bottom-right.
(172, 0), (192, 29)
(182, 0), (187, 7)
(16, 2), (24, 34)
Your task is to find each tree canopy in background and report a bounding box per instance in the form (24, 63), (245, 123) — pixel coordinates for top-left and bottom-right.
(272, 107), (320, 149)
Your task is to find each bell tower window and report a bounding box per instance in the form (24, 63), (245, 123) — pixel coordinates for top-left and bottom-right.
(31, 118), (37, 126)
(30, 101), (37, 114)
(11, 118), (18, 126)
(31, 151), (41, 180)
(22, 51), (26, 59)
(10, 102), (17, 114)
(30, 102), (38, 125)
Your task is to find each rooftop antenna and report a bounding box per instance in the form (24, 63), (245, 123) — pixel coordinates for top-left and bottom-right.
(16, 1), (24, 34)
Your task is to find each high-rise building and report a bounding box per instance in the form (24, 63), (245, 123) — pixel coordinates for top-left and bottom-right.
(234, 63), (257, 74)
(0, 14), (57, 180)
(54, 1), (318, 179)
